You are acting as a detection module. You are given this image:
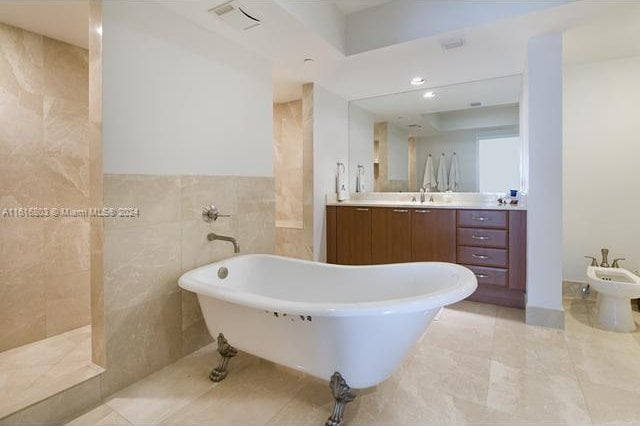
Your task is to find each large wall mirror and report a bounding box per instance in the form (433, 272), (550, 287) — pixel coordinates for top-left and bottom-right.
(348, 75), (523, 193)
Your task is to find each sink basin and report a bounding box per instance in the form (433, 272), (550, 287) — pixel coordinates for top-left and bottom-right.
(587, 266), (640, 332)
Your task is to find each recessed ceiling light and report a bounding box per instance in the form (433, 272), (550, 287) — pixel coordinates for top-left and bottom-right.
(411, 77), (425, 86)
(423, 91), (436, 99)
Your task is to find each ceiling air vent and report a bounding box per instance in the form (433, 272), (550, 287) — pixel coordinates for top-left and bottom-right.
(209, 1), (261, 31)
(440, 37), (465, 51)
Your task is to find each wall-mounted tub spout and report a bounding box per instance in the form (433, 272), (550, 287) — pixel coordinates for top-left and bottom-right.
(207, 232), (240, 254)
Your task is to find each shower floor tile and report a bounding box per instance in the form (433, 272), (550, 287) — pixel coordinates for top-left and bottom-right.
(0, 325), (103, 420)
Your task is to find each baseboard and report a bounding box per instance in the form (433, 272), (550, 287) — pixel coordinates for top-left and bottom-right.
(525, 305), (565, 329)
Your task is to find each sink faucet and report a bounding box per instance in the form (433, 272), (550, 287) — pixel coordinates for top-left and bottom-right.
(419, 188), (426, 203)
(600, 248), (610, 268)
(208, 232), (240, 254)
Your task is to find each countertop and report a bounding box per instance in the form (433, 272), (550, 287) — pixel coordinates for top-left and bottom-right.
(325, 199), (526, 211)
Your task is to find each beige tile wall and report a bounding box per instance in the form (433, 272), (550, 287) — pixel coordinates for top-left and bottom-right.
(101, 174), (275, 396)
(273, 95), (313, 260)
(373, 122), (409, 192)
(273, 100), (303, 228)
(0, 23), (90, 351)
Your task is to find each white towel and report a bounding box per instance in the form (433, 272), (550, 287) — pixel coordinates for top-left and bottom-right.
(422, 155), (436, 190)
(437, 154), (448, 192)
(449, 154), (460, 191)
(336, 162), (349, 201)
(356, 166), (365, 192)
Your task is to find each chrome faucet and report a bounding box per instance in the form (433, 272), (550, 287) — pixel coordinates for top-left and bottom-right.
(207, 232), (240, 254)
(419, 188), (426, 203)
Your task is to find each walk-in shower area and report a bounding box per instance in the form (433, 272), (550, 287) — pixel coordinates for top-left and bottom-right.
(0, 21), (101, 419)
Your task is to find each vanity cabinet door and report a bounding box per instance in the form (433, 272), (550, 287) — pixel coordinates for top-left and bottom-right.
(336, 207), (372, 265)
(371, 208), (412, 264)
(411, 209), (456, 262)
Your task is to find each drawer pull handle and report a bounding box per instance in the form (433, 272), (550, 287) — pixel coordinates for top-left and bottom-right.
(475, 273), (489, 278)
(415, 210), (431, 213)
(355, 208), (369, 212)
(472, 216), (489, 221)
(472, 254), (490, 259)
(392, 209), (409, 213)
(472, 235), (489, 241)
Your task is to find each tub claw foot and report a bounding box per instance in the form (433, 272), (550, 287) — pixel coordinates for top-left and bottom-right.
(325, 372), (355, 426)
(209, 333), (237, 382)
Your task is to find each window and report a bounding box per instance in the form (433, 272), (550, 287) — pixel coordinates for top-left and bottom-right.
(478, 136), (521, 193)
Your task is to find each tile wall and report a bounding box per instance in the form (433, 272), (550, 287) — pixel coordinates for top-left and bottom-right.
(101, 174), (275, 395)
(0, 23), (90, 351)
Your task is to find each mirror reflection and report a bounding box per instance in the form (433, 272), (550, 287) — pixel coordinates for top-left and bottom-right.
(349, 75), (523, 193)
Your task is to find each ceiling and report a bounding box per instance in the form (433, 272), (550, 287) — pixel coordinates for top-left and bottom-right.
(332, 0), (391, 15)
(0, 0), (89, 48)
(166, 0), (640, 103)
(0, 0), (637, 104)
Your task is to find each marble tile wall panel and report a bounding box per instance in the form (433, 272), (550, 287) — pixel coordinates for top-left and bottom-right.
(0, 23), (90, 351)
(89, 0), (105, 368)
(273, 100), (303, 227)
(102, 173), (275, 396)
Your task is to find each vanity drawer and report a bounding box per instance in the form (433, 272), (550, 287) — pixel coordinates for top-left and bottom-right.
(462, 265), (508, 287)
(457, 246), (508, 268)
(457, 228), (508, 249)
(457, 210), (508, 229)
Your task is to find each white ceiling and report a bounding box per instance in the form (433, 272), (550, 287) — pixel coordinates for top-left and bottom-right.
(166, 1), (640, 103)
(0, 0), (89, 48)
(332, 0), (391, 15)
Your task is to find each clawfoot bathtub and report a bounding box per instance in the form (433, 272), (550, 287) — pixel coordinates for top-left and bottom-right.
(179, 254), (476, 425)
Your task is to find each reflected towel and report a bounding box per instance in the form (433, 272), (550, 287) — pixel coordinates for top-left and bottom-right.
(356, 167), (366, 192)
(449, 154), (460, 191)
(422, 155), (436, 190)
(437, 154), (448, 192)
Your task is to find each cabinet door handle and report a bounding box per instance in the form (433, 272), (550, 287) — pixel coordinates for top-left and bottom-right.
(392, 209), (409, 213)
(474, 273), (489, 278)
(471, 235), (489, 241)
(472, 254), (489, 259)
(472, 216), (489, 221)
(415, 210), (432, 213)
(355, 208), (369, 212)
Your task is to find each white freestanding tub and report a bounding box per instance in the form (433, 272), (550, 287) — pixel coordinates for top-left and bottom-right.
(179, 255), (476, 425)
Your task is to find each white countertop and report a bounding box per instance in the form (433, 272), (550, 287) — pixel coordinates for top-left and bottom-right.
(326, 199), (526, 210)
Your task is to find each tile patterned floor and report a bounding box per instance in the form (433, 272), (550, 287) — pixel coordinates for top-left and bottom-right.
(0, 326), (103, 419)
(68, 299), (640, 425)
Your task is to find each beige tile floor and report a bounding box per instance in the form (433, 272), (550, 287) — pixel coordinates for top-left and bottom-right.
(0, 326), (103, 419)
(68, 298), (640, 426)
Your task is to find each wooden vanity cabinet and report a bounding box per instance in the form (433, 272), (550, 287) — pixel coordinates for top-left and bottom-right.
(335, 206), (372, 265)
(372, 208), (412, 264)
(457, 209), (527, 308)
(327, 205), (527, 308)
(411, 208), (456, 262)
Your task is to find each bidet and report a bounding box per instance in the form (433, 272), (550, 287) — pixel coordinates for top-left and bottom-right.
(587, 266), (640, 332)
